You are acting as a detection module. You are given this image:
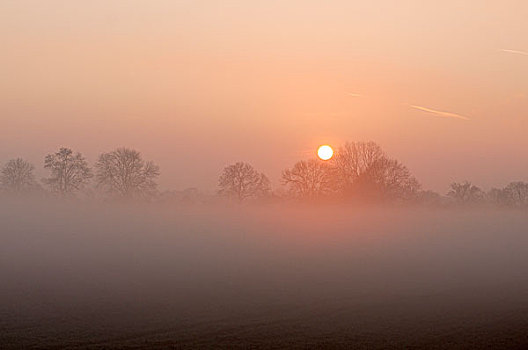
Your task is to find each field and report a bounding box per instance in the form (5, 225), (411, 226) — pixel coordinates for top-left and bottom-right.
(1, 201), (528, 349)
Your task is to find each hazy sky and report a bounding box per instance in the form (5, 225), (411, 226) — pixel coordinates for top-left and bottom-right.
(1, 1), (527, 192)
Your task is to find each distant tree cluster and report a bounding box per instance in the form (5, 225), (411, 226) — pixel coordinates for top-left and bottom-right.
(491, 182), (528, 208)
(2, 140), (528, 207)
(95, 148), (160, 200)
(447, 181), (485, 204)
(452, 181), (528, 208)
(281, 159), (333, 199)
(0, 158), (39, 194)
(217, 141), (528, 207)
(218, 141), (420, 203)
(280, 141), (420, 201)
(0, 147), (159, 200)
(43, 148), (92, 197)
(218, 162), (270, 202)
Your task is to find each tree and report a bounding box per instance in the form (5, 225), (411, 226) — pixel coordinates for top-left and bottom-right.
(281, 159), (333, 199)
(332, 141), (385, 193)
(281, 141), (420, 201)
(332, 141), (419, 200)
(361, 157), (420, 200)
(95, 147), (160, 199)
(503, 182), (528, 207)
(447, 181), (484, 204)
(218, 162), (270, 201)
(489, 182), (528, 208)
(0, 158), (38, 194)
(43, 148), (92, 197)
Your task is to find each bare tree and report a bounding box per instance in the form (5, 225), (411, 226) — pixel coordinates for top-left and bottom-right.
(43, 148), (92, 197)
(503, 182), (528, 207)
(447, 181), (484, 204)
(362, 157), (421, 200)
(281, 159), (333, 199)
(0, 158), (38, 194)
(332, 141), (385, 192)
(218, 162), (270, 201)
(331, 141), (419, 200)
(489, 182), (528, 208)
(95, 148), (160, 199)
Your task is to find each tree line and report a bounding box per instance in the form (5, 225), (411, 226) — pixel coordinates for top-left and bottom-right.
(2, 141), (528, 207)
(216, 141), (528, 208)
(1, 147), (159, 200)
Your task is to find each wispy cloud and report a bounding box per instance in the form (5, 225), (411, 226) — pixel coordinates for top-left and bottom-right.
(500, 49), (528, 56)
(409, 105), (470, 121)
(346, 92), (363, 97)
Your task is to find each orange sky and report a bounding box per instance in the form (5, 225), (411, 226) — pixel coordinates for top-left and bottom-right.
(1, 1), (527, 192)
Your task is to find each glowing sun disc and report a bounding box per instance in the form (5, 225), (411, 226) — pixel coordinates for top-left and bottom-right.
(317, 145), (334, 160)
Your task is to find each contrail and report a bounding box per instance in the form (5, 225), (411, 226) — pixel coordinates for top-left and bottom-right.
(346, 92), (363, 97)
(500, 49), (528, 56)
(409, 105), (470, 121)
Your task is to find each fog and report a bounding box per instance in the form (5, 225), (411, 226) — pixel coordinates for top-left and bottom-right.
(2, 1), (527, 347)
(2, 200), (528, 348)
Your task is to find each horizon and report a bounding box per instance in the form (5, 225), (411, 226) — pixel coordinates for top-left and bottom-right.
(1, 141), (527, 196)
(2, 1), (528, 193)
(2, 2), (528, 349)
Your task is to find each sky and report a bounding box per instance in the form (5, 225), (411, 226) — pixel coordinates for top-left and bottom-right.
(1, 0), (527, 192)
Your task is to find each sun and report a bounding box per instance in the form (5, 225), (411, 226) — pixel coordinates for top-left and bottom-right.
(317, 145), (334, 160)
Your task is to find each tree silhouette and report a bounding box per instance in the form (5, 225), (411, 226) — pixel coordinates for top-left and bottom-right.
(218, 162), (270, 201)
(361, 157), (420, 200)
(43, 148), (92, 197)
(332, 141), (385, 193)
(489, 182), (528, 208)
(95, 147), (160, 199)
(281, 159), (333, 199)
(0, 158), (38, 194)
(331, 141), (419, 200)
(448, 181), (484, 204)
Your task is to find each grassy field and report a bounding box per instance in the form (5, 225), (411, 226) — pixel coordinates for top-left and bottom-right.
(1, 202), (528, 349)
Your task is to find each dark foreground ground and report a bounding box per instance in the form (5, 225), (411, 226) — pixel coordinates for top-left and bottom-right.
(1, 201), (528, 349)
